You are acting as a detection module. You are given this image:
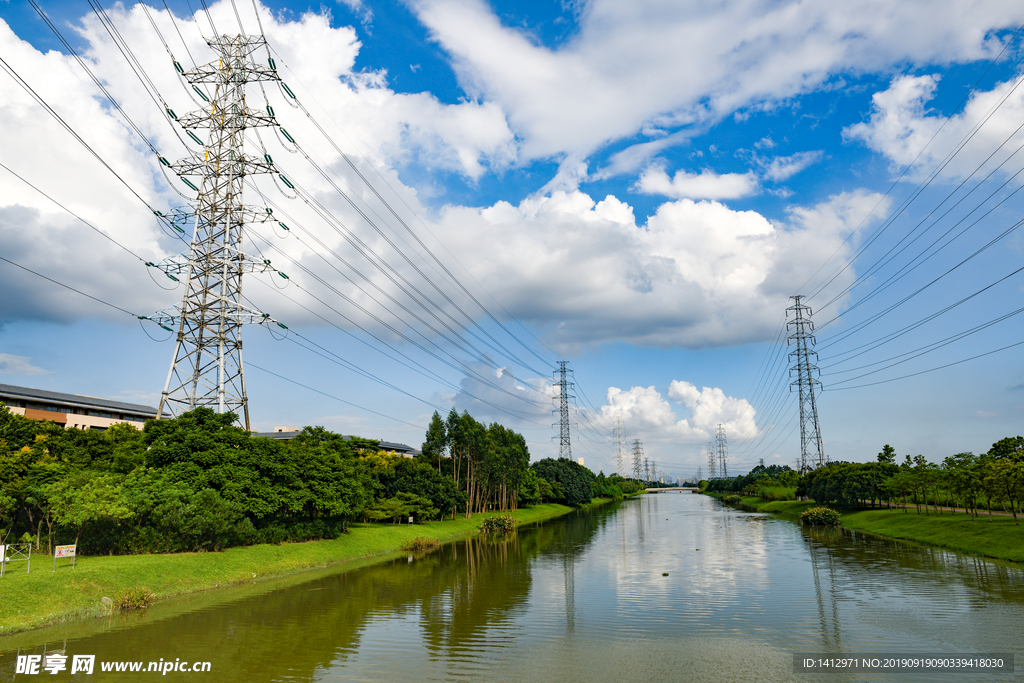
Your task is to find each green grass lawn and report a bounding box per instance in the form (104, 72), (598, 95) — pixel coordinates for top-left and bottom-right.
(839, 508), (1024, 563)
(0, 501), (604, 636)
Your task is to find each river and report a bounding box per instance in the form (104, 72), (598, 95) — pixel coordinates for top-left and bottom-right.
(3, 492), (1023, 682)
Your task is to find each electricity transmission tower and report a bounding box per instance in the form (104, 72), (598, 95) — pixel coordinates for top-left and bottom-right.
(706, 441), (717, 480)
(613, 418), (625, 476)
(787, 295), (825, 472)
(632, 439), (643, 479)
(553, 361), (575, 459)
(643, 457), (650, 482)
(151, 35), (283, 430)
(716, 424), (728, 479)
(696, 466), (703, 481)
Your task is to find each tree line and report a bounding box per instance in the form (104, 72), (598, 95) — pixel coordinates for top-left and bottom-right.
(699, 437), (1024, 523)
(797, 439), (1024, 521)
(0, 405), (647, 556)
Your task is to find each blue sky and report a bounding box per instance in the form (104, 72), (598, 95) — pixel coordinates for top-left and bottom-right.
(2, 0), (1024, 479)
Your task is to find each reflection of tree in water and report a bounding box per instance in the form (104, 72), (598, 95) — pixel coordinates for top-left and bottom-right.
(418, 533), (533, 663)
(801, 526), (1024, 604)
(799, 525), (1024, 653)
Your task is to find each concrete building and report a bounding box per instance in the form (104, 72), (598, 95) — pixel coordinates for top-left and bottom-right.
(0, 383), (162, 431)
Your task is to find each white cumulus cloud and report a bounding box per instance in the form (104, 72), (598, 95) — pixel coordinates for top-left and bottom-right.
(0, 354), (48, 376)
(597, 381), (757, 446)
(844, 73), (1024, 184)
(410, 0), (1024, 167)
(635, 166), (760, 200)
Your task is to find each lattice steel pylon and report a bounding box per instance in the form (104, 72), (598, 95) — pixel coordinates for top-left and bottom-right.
(716, 424), (728, 480)
(632, 439), (643, 479)
(613, 417), (625, 477)
(553, 361), (575, 459)
(707, 441), (717, 480)
(787, 295), (825, 472)
(153, 35), (283, 430)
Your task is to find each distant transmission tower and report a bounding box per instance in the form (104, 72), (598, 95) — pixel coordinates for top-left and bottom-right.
(716, 424), (728, 479)
(613, 418), (625, 476)
(696, 466), (703, 481)
(553, 361), (575, 459)
(632, 439), (643, 479)
(706, 442), (717, 480)
(643, 456), (650, 482)
(152, 35), (284, 429)
(787, 295), (825, 472)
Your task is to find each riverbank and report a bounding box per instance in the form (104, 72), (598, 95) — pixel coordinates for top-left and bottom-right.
(0, 499), (612, 636)
(708, 493), (1024, 564)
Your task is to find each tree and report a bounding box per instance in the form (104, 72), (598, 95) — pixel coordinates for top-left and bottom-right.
(531, 458), (594, 506)
(988, 436), (1024, 463)
(984, 460), (1024, 524)
(877, 444), (896, 464)
(943, 453), (982, 519)
(47, 471), (132, 548)
(421, 411), (448, 474)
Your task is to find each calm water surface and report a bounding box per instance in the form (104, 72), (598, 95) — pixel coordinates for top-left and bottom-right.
(3, 493), (1024, 682)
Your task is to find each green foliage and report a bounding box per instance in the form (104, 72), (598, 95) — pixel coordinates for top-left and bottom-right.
(704, 463), (796, 494)
(112, 586), (155, 610)
(0, 403), (555, 557)
(401, 536), (441, 552)
(801, 506), (841, 526)
(723, 494), (742, 504)
(530, 458), (595, 506)
(479, 515), (516, 533)
(757, 486), (796, 502)
(421, 411), (448, 464)
(988, 436), (1024, 462)
(46, 470), (132, 546)
(799, 462), (898, 508)
(366, 492), (439, 524)
(372, 454), (465, 517)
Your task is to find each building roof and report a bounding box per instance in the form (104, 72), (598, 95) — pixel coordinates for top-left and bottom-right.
(0, 383), (161, 416)
(380, 440), (420, 455)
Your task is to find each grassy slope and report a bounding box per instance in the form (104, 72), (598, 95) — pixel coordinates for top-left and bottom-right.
(838, 508), (1024, 563)
(707, 492), (1024, 563)
(0, 501), (608, 635)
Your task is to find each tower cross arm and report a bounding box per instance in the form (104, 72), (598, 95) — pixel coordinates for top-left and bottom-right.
(171, 155), (276, 177)
(176, 109), (278, 130)
(147, 302), (281, 329)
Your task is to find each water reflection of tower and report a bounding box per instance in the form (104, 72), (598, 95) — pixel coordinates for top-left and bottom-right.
(563, 552), (575, 633)
(808, 532), (842, 651)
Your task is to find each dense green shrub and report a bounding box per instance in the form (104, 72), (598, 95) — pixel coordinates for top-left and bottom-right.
(724, 495), (742, 504)
(801, 506), (841, 526)
(113, 586), (155, 610)
(758, 486), (796, 502)
(479, 515), (516, 533)
(401, 537), (441, 552)
(531, 458), (594, 506)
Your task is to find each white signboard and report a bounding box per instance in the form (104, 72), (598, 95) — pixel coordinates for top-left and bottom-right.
(53, 544), (76, 571)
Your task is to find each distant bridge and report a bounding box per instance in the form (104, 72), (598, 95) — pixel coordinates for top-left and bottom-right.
(645, 487), (698, 493)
